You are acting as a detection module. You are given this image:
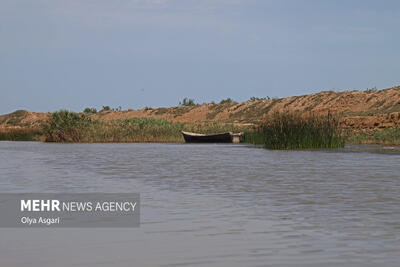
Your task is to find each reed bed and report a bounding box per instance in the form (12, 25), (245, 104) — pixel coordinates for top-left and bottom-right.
(5, 110), (398, 146)
(243, 112), (345, 149)
(347, 127), (400, 145)
(43, 110), (246, 143)
(0, 128), (43, 141)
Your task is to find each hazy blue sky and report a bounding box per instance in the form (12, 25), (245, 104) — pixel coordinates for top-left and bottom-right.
(1, 0), (399, 114)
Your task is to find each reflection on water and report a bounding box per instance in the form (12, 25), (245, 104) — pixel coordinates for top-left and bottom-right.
(0, 142), (400, 267)
(340, 144), (400, 154)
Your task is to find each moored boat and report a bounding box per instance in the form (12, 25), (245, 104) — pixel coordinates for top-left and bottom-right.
(181, 131), (242, 143)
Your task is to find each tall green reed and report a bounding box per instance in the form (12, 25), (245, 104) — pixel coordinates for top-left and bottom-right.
(0, 128), (43, 141)
(244, 112), (345, 149)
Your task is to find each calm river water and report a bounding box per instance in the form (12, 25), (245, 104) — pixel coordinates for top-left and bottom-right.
(0, 142), (400, 266)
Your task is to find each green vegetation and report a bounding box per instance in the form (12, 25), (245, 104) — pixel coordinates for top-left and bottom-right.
(243, 112), (345, 149)
(83, 107), (97, 114)
(206, 98), (238, 120)
(283, 96), (300, 108)
(229, 101), (267, 122)
(1, 109), (399, 146)
(155, 107), (169, 115)
(9, 110), (28, 117)
(4, 110), (28, 126)
(366, 95), (375, 103)
(262, 98), (281, 114)
(102, 106), (111, 111)
(249, 96), (268, 101)
(364, 87), (377, 93)
(304, 94), (324, 111)
(42, 110), (246, 143)
(219, 98), (236, 105)
(371, 99), (387, 109)
(42, 110), (93, 142)
(179, 98), (197, 106)
(171, 106), (195, 118)
(0, 128), (42, 141)
(347, 127), (400, 145)
(6, 117), (23, 126)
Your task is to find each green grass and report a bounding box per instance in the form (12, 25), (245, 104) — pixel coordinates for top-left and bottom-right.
(4, 109), (399, 145)
(0, 128), (43, 141)
(347, 127), (400, 145)
(243, 112), (345, 149)
(43, 110), (246, 143)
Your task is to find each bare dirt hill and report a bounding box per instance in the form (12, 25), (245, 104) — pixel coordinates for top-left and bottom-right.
(1, 86), (400, 131)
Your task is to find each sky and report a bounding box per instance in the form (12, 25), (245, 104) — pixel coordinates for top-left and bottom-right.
(1, 0), (399, 114)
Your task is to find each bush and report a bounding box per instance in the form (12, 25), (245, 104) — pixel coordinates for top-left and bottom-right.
(83, 107), (97, 114)
(249, 96), (267, 101)
(102, 106), (111, 111)
(43, 110), (92, 142)
(179, 98), (196, 106)
(219, 98), (236, 105)
(364, 87), (377, 93)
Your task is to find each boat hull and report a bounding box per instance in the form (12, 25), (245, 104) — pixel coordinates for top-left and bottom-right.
(181, 131), (233, 143)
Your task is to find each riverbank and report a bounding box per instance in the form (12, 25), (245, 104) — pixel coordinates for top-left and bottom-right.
(40, 111), (247, 143)
(1, 122), (399, 146)
(1, 86), (400, 145)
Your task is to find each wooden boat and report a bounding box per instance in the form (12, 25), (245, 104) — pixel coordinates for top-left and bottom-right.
(181, 131), (242, 143)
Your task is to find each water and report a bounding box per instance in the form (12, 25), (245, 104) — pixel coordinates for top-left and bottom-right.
(0, 142), (400, 266)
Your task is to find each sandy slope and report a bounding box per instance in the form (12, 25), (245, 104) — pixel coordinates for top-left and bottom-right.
(1, 86), (400, 131)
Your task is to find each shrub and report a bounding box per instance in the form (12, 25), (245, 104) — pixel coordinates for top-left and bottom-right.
(364, 87), (377, 93)
(83, 107), (97, 114)
(42, 110), (92, 142)
(179, 98), (196, 106)
(249, 96), (267, 101)
(219, 98), (236, 105)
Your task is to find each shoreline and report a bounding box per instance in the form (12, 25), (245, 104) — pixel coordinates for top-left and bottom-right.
(1, 86), (399, 146)
(1, 137), (399, 146)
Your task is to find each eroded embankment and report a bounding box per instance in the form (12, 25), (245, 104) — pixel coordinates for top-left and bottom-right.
(1, 86), (400, 143)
